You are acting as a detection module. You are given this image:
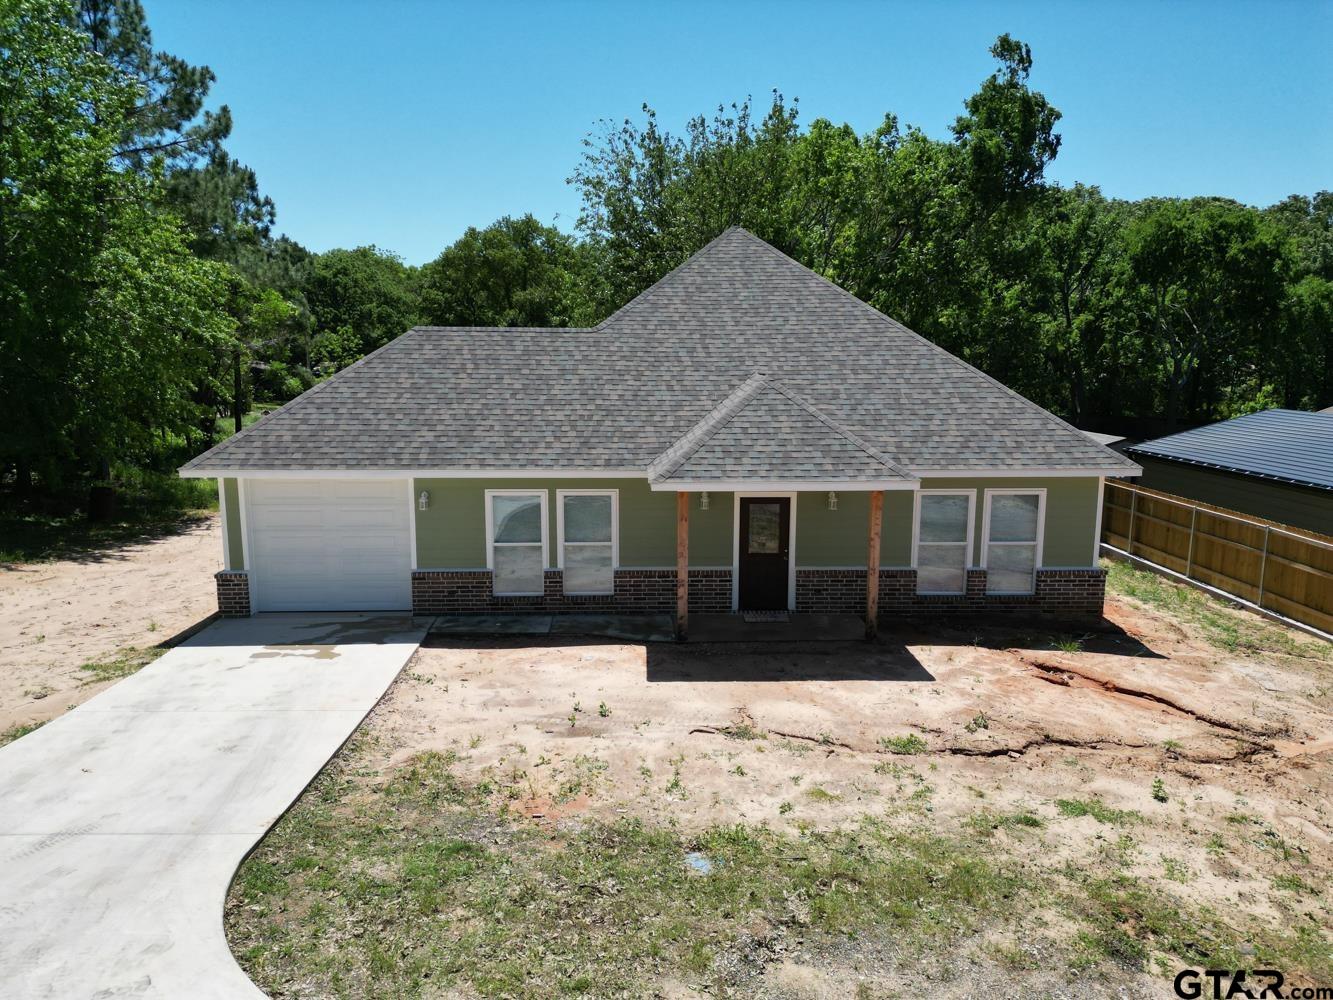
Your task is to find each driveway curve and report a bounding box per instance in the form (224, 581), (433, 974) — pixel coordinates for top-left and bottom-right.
(0, 613), (428, 999)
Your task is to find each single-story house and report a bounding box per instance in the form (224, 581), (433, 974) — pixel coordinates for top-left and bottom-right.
(1127, 409), (1333, 535)
(180, 228), (1139, 635)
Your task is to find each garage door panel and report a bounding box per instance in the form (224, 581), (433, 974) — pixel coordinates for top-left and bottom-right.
(246, 479), (411, 612)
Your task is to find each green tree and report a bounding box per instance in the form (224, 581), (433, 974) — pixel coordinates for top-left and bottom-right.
(0, 0), (233, 494)
(1124, 198), (1290, 425)
(306, 246), (421, 369)
(419, 215), (598, 327)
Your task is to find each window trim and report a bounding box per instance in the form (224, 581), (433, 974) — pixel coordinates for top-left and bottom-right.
(911, 489), (976, 595)
(980, 488), (1047, 595)
(484, 489), (549, 596)
(556, 489), (619, 595)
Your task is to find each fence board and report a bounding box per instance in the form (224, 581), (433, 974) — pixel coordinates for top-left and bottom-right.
(1102, 481), (1332, 637)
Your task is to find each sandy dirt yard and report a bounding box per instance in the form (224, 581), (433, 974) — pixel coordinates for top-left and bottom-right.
(228, 568), (1333, 999)
(0, 516), (221, 734)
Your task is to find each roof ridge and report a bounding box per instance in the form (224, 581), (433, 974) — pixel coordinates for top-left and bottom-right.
(595, 228), (744, 332)
(178, 330), (420, 472)
(646, 372), (771, 481)
(765, 378), (911, 477)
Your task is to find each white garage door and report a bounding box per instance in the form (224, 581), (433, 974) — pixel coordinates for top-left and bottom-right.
(245, 479), (412, 612)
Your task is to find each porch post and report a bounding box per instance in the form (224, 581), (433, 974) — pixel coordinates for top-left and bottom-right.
(866, 490), (883, 639)
(676, 491), (689, 641)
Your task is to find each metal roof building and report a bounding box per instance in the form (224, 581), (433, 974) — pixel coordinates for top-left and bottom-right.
(1127, 410), (1333, 534)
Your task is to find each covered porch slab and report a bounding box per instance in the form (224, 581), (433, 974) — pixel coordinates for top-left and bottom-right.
(427, 612), (868, 643)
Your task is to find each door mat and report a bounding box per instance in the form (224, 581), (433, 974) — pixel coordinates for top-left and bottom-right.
(742, 610), (790, 623)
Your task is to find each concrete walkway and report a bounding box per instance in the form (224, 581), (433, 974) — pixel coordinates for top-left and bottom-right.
(0, 613), (428, 1000)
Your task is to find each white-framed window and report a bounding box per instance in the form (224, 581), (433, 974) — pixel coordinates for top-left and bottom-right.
(556, 489), (618, 595)
(485, 490), (548, 596)
(982, 489), (1046, 595)
(913, 490), (975, 595)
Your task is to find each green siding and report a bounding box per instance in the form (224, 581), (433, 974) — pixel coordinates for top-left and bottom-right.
(920, 476), (1100, 567)
(1136, 457), (1330, 535)
(413, 478), (733, 568)
(411, 476), (1100, 572)
(794, 490), (914, 566)
(222, 477), (244, 569)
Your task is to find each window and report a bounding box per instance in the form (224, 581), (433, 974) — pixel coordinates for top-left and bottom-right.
(558, 490), (617, 595)
(486, 491), (547, 596)
(914, 491), (974, 594)
(983, 490), (1045, 594)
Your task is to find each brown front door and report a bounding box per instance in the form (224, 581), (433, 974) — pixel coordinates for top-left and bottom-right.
(738, 497), (790, 610)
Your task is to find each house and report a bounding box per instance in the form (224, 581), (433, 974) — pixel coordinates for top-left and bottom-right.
(1127, 409), (1333, 535)
(180, 228), (1138, 635)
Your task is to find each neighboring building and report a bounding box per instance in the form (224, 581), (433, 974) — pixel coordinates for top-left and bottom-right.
(181, 228), (1137, 626)
(1127, 409), (1333, 534)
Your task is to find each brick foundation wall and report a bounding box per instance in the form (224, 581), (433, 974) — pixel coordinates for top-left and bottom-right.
(215, 570), (250, 617)
(411, 568), (732, 615)
(794, 567), (1106, 618)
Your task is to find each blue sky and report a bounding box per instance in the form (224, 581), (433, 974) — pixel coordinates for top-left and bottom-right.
(148, 0), (1331, 266)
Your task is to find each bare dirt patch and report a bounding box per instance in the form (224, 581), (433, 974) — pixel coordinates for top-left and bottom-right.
(229, 570), (1333, 997)
(0, 515), (221, 734)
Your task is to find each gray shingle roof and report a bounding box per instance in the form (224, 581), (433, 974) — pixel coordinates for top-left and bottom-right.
(1128, 409), (1333, 492)
(647, 374), (912, 484)
(181, 228), (1137, 479)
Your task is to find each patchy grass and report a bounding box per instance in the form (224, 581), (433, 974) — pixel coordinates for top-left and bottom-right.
(878, 734), (928, 755)
(1055, 798), (1142, 826)
(227, 738), (1333, 998)
(0, 720), (45, 748)
(78, 647), (162, 685)
(1105, 559), (1330, 661)
(228, 742), (1028, 997)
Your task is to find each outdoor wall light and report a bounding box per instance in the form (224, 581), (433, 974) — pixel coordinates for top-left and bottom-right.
(827, 491), (838, 511)
(418, 490), (430, 511)
(699, 491), (710, 511)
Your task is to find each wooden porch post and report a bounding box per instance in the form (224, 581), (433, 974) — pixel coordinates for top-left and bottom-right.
(866, 490), (883, 640)
(676, 491), (689, 641)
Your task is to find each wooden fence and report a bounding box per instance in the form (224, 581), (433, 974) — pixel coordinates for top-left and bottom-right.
(1101, 481), (1333, 636)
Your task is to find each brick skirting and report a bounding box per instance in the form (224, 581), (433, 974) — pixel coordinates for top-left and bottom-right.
(796, 567), (1106, 618)
(215, 570), (251, 617)
(411, 568), (732, 615)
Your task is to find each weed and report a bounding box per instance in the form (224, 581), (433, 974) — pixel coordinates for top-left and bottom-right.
(879, 734), (928, 755)
(1055, 798), (1141, 825)
(1161, 857), (1193, 883)
(1272, 873), (1314, 894)
(804, 786), (839, 802)
(598, 702), (611, 718)
(722, 722), (765, 741)
(964, 713), (990, 733)
(970, 809), (1045, 833)
(0, 720), (45, 748)
(78, 647), (160, 685)
(1056, 636), (1084, 654)
(1151, 778), (1168, 803)
(778, 801), (793, 815)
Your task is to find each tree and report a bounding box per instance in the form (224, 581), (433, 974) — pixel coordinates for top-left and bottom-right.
(419, 216), (598, 328)
(306, 247), (421, 369)
(0, 0), (234, 494)
(1124, 199), (1290, 425)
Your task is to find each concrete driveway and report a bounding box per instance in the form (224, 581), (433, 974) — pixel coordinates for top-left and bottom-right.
(0, 613), (428, 1000)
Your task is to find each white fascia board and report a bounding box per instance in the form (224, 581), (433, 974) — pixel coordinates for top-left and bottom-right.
(178, 467), (647, 480)
(911, 466), (1140, 479)
(650, 479), (918, 492)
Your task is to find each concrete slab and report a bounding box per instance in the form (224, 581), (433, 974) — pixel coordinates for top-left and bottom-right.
(430, 614), (553, 635)
(0, 612), (428, 999)
(688, 613), (867, 643)
(548, 614), (675, 642)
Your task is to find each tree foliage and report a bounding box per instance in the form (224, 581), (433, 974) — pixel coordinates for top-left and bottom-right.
(3, 4), (1328, 511)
